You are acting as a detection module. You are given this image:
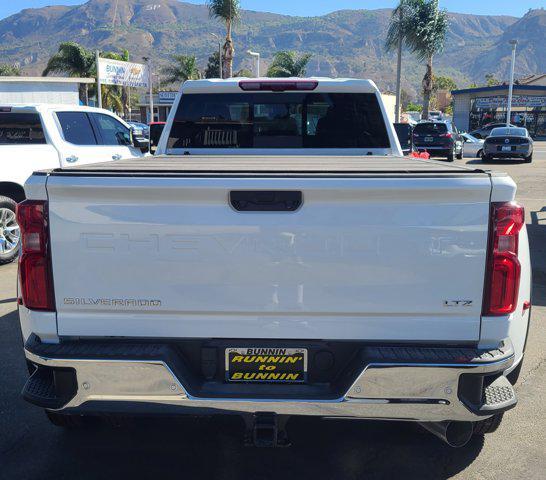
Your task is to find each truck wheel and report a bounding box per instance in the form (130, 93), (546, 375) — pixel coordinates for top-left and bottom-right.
(0, 196), (21, 265)
(45, 410), (88, 428)
(473, 413), (504, 436)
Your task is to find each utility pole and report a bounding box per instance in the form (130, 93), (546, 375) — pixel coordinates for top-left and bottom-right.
(247, 50), (260, 77)
(394, 7), (403, 123)
(506, 39), (518, 127)
(96, 50), (102, 109)
(210, 33), (223, 79)
(143, 56), (153, 123)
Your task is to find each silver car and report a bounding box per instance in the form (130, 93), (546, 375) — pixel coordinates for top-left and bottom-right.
(482, 127), (533, 163)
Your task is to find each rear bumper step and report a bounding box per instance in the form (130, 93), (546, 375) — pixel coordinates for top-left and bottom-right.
(24, 336), (516, 422)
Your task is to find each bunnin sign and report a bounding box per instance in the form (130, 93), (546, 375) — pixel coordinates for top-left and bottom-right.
(98, 58), (149, 88)
(475, 95), (546, 109)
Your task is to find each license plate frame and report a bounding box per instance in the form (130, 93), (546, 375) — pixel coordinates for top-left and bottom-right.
(424, 136), (434, 142)
(501, 145), (512, 152)
(225, 347), (308, 383)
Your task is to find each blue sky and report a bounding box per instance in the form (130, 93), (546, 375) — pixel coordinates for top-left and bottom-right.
(0, 0), (541, 21)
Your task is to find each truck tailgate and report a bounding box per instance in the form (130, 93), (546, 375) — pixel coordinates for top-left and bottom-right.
(47, 173), (492, 341)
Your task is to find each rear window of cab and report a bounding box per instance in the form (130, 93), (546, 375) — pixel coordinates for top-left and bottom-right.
(0, 112), (46, 144)
(167, 92), (390, 149)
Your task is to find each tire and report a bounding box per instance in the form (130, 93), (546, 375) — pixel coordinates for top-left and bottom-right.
(456, 145), (463, 160)
(446, 152), (454, 162)
(481, 151), (492, 163)
(473, 413), (504, 436)
(45, 410), (89, 428)
(524, 154), (532, 163)
(476, 149), (483, 159)
(0, 196), (20, 265)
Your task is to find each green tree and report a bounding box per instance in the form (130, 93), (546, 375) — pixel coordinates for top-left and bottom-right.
(43, 42), (95, 105)
(234, 68), (253, 77)
(386, 0), (448, 120)
(162, 55), (200, 84)
(0, 64), (21, 76)
(204, 51), (221, 79)
(207, 0), (241, 78)
(406, 102), (423, 112)
(266, 51), (313, 78)
(433, 75), (457, 92)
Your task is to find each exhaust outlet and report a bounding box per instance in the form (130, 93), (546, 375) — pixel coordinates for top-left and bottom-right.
(419, 421), (473, 448)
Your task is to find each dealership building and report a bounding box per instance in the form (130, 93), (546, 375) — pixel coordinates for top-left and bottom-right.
(451, 74), (546, 138)
(0, 76), (95, 105)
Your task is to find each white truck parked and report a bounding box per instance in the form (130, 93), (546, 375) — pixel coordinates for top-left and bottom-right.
(0, 104), (147, 264)
(18, 79), (531, 448)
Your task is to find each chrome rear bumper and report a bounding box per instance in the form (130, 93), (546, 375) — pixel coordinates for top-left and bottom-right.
(24, 339), (516, 423)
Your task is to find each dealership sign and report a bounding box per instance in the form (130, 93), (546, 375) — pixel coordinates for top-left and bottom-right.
(97, 58), (149, 88)
(475, 95), (546, 109)
(158, 91), (177, 104)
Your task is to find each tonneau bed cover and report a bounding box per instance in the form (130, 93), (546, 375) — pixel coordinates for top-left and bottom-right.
(48, 155), (489, 176)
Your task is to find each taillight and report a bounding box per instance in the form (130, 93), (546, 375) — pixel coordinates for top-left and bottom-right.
(483, 202), (524, 315)
(239, 80), (318, 91)
(16, 200), (55, 311)
(440, 133), (452, 138)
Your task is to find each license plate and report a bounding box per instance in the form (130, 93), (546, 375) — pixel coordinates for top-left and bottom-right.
(502, 146), (512, 152)
(226, 347), (307, 383)
(425, 136), (433, 142)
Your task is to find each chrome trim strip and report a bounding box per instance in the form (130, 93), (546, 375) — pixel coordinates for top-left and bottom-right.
(24, 349), (514, 423)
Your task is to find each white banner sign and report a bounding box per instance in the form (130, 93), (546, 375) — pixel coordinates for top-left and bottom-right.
(475, 95), (546, 109)
(98, 58), (149, 88)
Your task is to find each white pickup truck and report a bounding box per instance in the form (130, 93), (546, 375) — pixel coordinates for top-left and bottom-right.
(0, 104), (147, 264)
(18, 79), (531, 448)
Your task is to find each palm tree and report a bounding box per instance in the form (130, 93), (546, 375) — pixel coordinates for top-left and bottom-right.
(387, 0), (448, 120)
(43, 42), (95, 105)
(162, 55), (200, 85)
(266, 51), (312, 78)
(207, 0), (240, 78)
(0, 64), (21, 76)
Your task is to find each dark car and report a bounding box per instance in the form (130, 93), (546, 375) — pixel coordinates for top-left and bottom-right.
(470, 122), (516, 139)
(481, 127), (533, 163)
(393, 122), (413, 155)
(149, 121), (166, 154)
(412, 121), (463, 161)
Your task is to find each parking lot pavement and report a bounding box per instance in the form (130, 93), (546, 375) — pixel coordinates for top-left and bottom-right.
(1, 145), (545, 479)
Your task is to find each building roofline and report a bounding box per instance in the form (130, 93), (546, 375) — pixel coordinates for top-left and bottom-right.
(452, 84), (546, 95)
(0, 76), (95, 84)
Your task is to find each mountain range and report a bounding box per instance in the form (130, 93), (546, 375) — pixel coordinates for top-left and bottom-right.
(0, 0), (544, 98)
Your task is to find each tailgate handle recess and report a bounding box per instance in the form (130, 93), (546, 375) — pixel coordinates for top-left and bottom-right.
(230, 191), (302, 212)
